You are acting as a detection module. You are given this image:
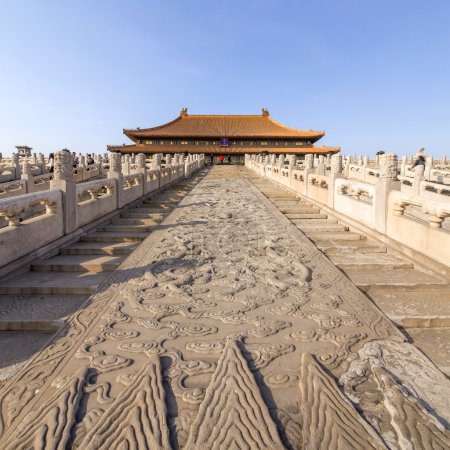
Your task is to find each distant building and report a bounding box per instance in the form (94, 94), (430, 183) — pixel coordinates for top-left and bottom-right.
(108, 108), (340, 163)
(15, 146), (32, 157)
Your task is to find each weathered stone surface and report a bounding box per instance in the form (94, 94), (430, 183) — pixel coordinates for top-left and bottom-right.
(0, 167), (447, 448)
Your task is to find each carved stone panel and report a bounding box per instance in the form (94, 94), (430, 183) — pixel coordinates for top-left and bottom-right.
(0, 166), (447, 449)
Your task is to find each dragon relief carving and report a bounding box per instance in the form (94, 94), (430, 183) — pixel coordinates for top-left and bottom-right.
(0, 168), (446, 448)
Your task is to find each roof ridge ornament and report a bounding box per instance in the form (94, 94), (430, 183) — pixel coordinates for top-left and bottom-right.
(262, 108), (269, 117)
(180, 107), (188, 117)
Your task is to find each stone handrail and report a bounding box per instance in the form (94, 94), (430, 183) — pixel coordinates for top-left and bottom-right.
(34, 173), (53, 184)
(76, 179), (117, 228)
(0, 153), (205, 268)
(429, 168), (450, 185)
(392, 193), (450, 228)
(76, 178), (116, 202)
(420, 180), (450, 197)
(0, 189), (64, 267)
(246, 153), (450, 269)
(336, 179), (374, 204)
(0, 166), (16, 183)
(309, 174), (329, 189)
(73, 163), (101, 182)
(0, 179), (27, 200)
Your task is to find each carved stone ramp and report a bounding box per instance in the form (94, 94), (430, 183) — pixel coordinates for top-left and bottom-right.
(298, 353), (386, 450)
(246, 170), (450, 376)
(79, 357), (170, 450)
(0, 166), (447, 449)
(0, 177), (199, 387)
(185, 338), (284, 449)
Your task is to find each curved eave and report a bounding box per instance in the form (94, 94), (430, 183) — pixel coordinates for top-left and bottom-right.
(123, 114), (325, 142)
(107, 144), (340, 155)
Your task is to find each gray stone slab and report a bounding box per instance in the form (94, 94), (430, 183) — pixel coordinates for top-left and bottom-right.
(0, 167), (447, 448)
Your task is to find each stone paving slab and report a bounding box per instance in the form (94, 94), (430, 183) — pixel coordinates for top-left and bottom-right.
(60, 241), (139, 255)
(0, 166), (448, 449)
(370, 290), (450, 327)
(407, 328), (450, 376)
(315, 239), (387, 253)
(0, 294), (86, 321)
(0, 271), (110, 294)
(346, 268), (448, 292)
(329, 252), (414, 270)
(31, 255), (125, 272)
(0, 331), (53, 371)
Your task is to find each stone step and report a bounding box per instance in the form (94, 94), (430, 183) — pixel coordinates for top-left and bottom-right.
(97, 224), (155, 233)
(307, 231), (365, 241)
(406, 328), (450, 376)
(271, 200), (309, 206)
(0, 271), (110, 295)
(317, 240), (387, 254)
(297, 223), (349, 233)
(0, 294), (87, 322)
(263, 192), (295, 197)
(111, 218), (161, 225)
(280, 207), (321, 214)
(131, 207), (173, 214)
(369, 291), (450, 328)
(328, 253), (414, 270)
(80, 232), (148, 243)
(121, 212), (166, 219)
(344, 269), (448, 293)
(290, 218), (338, 225)
(279, 206), (320, 214)
(61, 241), (138, 256)
(0, 320), (62, 332)
(142, 201), (179, 207)
(31, 254), (125, 272)
(0, 331), (54, 379)
(286, 213), (329, 220)
(143, 197), (182, 203)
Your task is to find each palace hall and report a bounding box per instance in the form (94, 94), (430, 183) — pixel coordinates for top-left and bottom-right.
(107, 108), (340, 164)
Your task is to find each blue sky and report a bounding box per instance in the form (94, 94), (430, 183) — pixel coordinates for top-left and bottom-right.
(0, 0), (449, 157)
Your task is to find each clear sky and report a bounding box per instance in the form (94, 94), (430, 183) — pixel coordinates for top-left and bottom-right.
(0, 0), (449, 157)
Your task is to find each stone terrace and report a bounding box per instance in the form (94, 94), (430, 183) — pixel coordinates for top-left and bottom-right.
(0, 164), (448, 449)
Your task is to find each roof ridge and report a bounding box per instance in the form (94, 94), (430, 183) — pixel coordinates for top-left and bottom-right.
(266, 116), (324, 136)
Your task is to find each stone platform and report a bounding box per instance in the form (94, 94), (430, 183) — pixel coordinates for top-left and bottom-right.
(0, 166), (448, 449)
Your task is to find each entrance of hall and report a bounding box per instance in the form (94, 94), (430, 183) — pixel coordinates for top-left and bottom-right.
(206, 154), (245, 165)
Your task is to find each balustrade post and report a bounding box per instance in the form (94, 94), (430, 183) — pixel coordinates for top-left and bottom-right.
(21, 161), (34, 193)
(400, 155), (407, 176)
(343, 157), (350, 178)
(412, 164), (425, 197)
(97, 155), (103, 176)
(123, 154), (131, 176)
(375, 153), (400, 233)
(328, 154), (343, 208)
(50, 149), (78, 233)
(12, 153), (21, 180)
(424, 155), (433, 181)
(38, 153), (46, 174)
(318, 155), (326, 176)
(287, 155), (296, 186)
(136, 153), (148, 194)
(304, 154), (314, 197)
(151, 154), (162, 188)
(108, 152), (124, 208)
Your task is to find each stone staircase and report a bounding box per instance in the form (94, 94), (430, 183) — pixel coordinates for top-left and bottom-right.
(249, 175), (450, 376)
(0, 179), (197, 383)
